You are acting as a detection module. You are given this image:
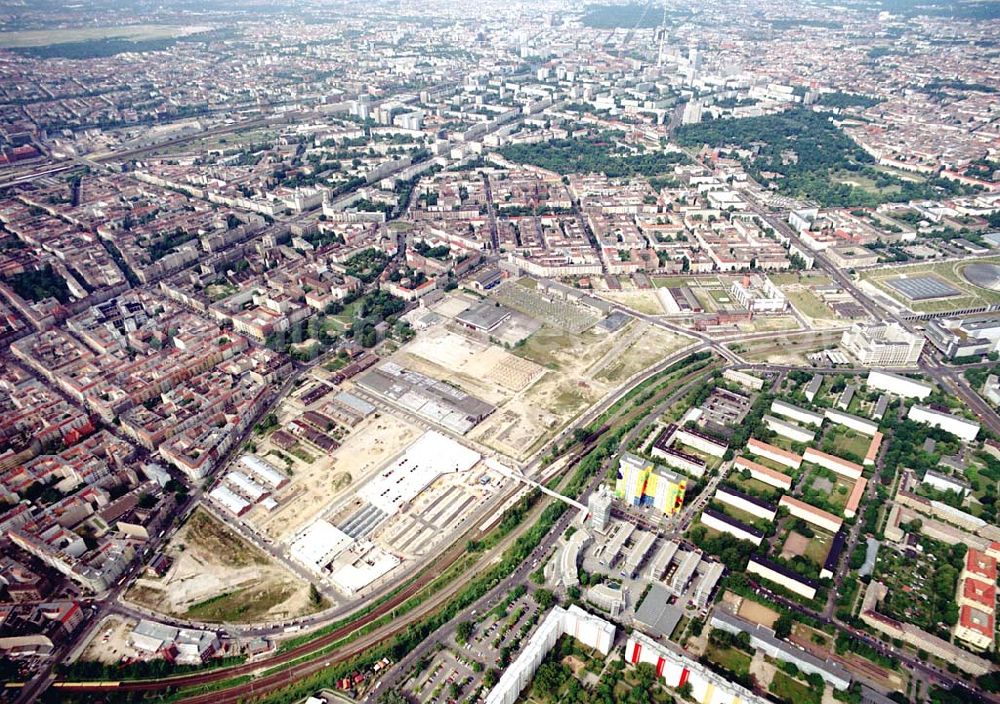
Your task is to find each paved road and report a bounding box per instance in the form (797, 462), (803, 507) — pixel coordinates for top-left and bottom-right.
(481, 172), (500, 253)
(364, 362), (724, 701)
(17, 372), (301, 704)
(752, 582), (1000, 704)
(922, 350), (1000, 437)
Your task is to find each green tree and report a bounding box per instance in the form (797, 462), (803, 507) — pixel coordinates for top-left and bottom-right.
(534, 662), (570, 699)
(456, 620), (474, 645)
(483, 668), (500, 689)
(534, 588), (556, 610)
(774, 613), (794, 639)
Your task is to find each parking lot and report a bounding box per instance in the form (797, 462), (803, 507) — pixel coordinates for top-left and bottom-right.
(402, 591), (543, 702)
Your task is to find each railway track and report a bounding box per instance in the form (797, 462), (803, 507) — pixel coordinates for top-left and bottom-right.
(49, 355), (720, 703)
(51, 434), (609, 698)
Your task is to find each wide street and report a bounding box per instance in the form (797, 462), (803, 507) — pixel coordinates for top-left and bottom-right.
(10, 105), (1000, 704)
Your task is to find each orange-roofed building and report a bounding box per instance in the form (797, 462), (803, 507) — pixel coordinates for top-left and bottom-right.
(747, 438), (803, 470)
(844, 477), (867, 519)
(803, 447), (863, 480)
(954, 605), (995, 651)
(964, 549), (998, 583)
(734, 456), (793, 491)
(864, 432), (883, 467)
(959, 578), (997, 612)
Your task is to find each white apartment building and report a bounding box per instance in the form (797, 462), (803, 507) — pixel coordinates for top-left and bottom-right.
(729, 275), (788, 313)
(764, 415), (816, 443)
(908, 405), (980, 442)
(866, 370), (933, 400)
(840, 322), (925, 367)
(486, 606), (615, 704)
(771, 400), (824, 427)
(747, 555), (818, 600)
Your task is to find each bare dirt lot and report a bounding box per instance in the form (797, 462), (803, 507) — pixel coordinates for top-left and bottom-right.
(734, 331), (843, 366)
(399, 326), (545, 404)
(77, 615), (137, 664)
(781, 531), (811, 560)
(470, 320), (693, 460)
(253, 411), (422, 542)
(125, 509), (323, 624)
(737, 597), (781, 629)
(594, 289), (667, 315)
(593, 323), (691, 384)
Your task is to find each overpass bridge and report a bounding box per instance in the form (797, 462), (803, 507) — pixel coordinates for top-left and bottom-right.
(485, 458), (587, 513)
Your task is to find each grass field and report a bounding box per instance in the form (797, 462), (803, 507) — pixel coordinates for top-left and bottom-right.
(785, 289), (833, 320)
(727, 473), (780, 500)
(0, 24), (210, 48)
(873, 164), (927, 183)
(767, 433), (806, 454)
(830, 169), (902, 198)
(185, 509), (268, 567)
(748, 451), (801, 477)
(328, 298), (364, 330)
(820, 476), (854, 513)
(717, 502), (772, 531)
(769, 670), (820, 704)
(828, 426), (872, 459)
(803, 530), (834, 566)
(708, 288), (732, 303)
(740, 316), (801, 332)
(652, 276), (704, 289)
(184, 583), (305, 622)
(689, 288), (718, 314)
(593, 326), (690, 384)
(706, 645), (752, 677)
(860, 257), (1000, 312)
(770, 272), (832, 286)
(514, 326), (581, 369)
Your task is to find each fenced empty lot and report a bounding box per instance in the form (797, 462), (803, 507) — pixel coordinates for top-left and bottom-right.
(491, 280), (601, 333)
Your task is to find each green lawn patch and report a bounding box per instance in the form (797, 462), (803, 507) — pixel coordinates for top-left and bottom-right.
(769, 670), (820, 704)
(706, 645), (751, 677)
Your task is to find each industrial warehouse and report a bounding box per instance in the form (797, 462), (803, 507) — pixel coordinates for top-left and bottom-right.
(356, 362), (496, 435)
(6, 4), (1000, 704)
(286, 431), (501, 595)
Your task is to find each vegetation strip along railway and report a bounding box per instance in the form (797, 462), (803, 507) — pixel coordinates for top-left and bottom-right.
(47, 351), (718, 702)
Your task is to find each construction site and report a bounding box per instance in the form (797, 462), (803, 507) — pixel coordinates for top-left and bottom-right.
(286, 430), (507, 596)
(125, 281), (696, 624)
(124, 509), (323, 624)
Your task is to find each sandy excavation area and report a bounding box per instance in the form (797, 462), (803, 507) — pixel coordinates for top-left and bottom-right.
(398, 326), (545, 405)
(125, 509), (323, 624)
(252, 412), (422, 542)
(470, 320), (693, 460)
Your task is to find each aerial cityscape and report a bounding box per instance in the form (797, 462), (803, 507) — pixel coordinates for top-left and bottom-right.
(0, 1), (997, 703)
